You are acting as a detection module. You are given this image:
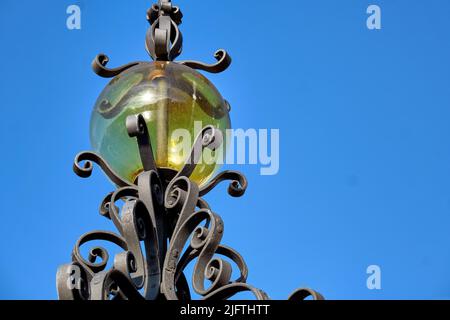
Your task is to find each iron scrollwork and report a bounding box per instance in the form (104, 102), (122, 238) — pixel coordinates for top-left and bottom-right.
(91, 0), (231, 80)
(57, 0), (323, 301)
(57, 112), (323, 301)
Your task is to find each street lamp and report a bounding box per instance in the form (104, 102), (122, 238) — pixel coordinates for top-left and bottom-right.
(56, 0), (323, 301)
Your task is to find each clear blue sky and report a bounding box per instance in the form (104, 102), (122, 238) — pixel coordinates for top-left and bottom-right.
(1, 0), (450, 299)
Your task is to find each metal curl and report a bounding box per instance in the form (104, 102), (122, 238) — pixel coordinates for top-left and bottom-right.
(146, 4), (160, 24)
(56, 262), (90, 300)
(178, 49), (232, 74)
(172, 126), (223, 181)
(89, 269), (146, 300)
(166, 186), (187, 212)
(161, 209), (231, 299)
(203, 283), (270, 301)
(164, 176), (200, 246)
(74, 245), (107, 275)
(88, 247), (109, 269)
(200, 170), (248, 197)
(204, 258), (232, 292)
(92, 54), (144, 78)
(114, 251), (137, 276)
(126, 114), (157, 172)
(216, 245), (248, 283)
(73, 151), (132, 187)
(145, 13), (183, 61)
(72, 231), (128, 277)
(174, 244), (248, 288)
(119, 199), (161, 300)
(165, 176), (199, 219)
(191, 226), (210, 249)
(191, 216), (232, 296)
(288, 288), (325, 301)
(108, 186), (139, 234)
(99, 192), (113, 219)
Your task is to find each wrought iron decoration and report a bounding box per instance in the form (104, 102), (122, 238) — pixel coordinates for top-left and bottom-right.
(56, 0), (324, 301)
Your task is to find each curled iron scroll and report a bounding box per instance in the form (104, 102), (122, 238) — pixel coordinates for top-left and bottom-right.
(161, 209), (228, 299)
(288, 288), (325, 301)
(89, 269), (146, 300)
(175, 244), (248, 286)
(200, 170), (248, 197)
(204, 283), (270, 301)
(178, 49), (232, 74)
(172, 125), (223, 181)
(127, 114), (157, 173)
(92, 54), (144, 78)
(73, 151), (132, 187)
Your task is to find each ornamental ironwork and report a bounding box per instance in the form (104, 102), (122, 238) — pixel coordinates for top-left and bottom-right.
(56, 0), (323, 301)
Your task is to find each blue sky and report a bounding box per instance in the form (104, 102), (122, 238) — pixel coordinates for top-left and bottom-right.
(1, 0), (450, 299)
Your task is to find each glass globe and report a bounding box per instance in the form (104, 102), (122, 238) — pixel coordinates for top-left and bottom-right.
(90, 62), (231, 186)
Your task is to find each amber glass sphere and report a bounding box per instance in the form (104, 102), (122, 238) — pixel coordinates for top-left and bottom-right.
(90, 62), (230, 186)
